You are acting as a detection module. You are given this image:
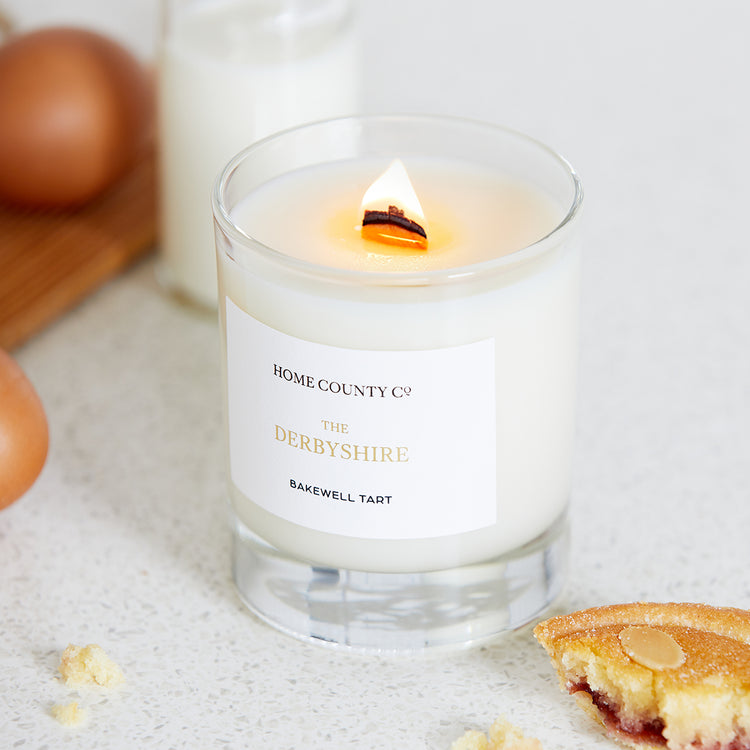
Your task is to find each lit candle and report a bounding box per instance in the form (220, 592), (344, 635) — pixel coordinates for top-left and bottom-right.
(158, 0), (360, 308)
(213, 116), (583, 650)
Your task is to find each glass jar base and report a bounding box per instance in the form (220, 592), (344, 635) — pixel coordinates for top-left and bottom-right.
(231, 512), (568, 653)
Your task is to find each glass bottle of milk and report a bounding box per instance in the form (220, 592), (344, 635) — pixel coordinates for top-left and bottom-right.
(158, 0), (361, 308)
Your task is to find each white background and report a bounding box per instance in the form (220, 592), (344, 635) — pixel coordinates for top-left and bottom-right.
(2, 1), (750, 748)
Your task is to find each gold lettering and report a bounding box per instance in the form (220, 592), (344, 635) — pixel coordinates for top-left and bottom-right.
(352, 445), (369, 461)
(273, 424), (409, 463)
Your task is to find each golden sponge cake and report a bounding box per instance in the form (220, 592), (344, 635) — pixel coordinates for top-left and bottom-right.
(533, 602), (750, 749)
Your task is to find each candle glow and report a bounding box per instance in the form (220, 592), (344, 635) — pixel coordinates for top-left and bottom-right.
(360, 159), (429, 250)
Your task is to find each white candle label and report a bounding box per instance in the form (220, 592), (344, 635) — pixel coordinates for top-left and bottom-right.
(226, 298), (497, 539)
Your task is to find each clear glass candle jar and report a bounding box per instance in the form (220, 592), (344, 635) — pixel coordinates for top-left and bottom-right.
(213, 115), (583, 652)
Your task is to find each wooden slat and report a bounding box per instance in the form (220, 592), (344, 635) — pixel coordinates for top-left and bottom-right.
(0, 148), (158, 350)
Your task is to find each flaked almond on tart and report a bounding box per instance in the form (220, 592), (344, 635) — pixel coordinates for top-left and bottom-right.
(534, 602), (750, 750)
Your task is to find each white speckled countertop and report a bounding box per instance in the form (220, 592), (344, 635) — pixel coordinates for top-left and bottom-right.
(3, 1), (750, 747)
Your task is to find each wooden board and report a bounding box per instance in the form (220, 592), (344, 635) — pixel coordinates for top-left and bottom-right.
(0, 149), (157, 351)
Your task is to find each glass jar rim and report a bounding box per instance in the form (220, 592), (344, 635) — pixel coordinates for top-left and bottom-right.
(212, 114), (583, 287)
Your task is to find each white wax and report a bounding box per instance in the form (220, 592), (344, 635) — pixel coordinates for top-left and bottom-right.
(219, 157), (580, 573)
(159, 0), (360, 308)
(232, 158), (562, 272)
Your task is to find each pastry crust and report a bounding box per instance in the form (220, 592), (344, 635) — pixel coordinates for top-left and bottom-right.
(534, 602), (750, 750)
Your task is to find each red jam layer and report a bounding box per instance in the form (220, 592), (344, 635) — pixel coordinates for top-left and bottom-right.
(570, 682), (667, 746)
(569, 682), (750, 750)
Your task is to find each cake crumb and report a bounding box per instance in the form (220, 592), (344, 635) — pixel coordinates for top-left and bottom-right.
(452, 729), (491, 750)
(59, 644), (124, 688)
(451, 716), (542, 750)
(51, 701), (87, 727)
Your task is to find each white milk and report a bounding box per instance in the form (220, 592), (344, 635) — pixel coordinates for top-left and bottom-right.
(217, 156), (581, 573)
(159, 0), (360, 307)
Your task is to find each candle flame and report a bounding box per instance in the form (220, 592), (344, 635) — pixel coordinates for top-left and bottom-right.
(360, 160), (428, 250)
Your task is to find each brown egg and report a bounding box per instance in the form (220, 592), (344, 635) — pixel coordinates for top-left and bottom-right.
(0, 26), (152, 208)
(0, 349), (49, 509)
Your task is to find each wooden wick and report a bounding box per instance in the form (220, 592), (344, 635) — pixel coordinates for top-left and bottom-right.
(361, 205), (428, 249)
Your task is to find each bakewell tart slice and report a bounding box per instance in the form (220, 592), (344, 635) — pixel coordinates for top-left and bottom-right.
(533, 602), (750, 750)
